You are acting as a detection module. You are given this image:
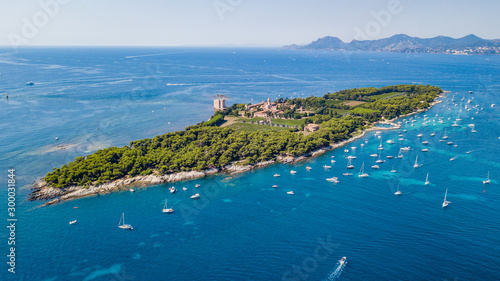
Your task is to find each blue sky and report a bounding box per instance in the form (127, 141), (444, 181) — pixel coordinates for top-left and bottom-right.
(1, 0), (499, 46)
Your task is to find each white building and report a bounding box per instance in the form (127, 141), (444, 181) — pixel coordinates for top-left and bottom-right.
(214, 98), (226, 111)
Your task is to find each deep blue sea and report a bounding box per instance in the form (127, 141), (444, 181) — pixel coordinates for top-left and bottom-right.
(0, 47), (499, 281)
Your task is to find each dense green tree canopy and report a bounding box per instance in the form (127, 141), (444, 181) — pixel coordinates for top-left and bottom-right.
(44, 84), (441, 188)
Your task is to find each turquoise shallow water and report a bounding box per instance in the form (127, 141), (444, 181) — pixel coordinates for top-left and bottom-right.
(0, 47), (499, 280)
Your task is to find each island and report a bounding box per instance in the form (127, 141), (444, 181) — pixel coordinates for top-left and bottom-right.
(284, 34), (500, 55)
(30, 84), (443, 205)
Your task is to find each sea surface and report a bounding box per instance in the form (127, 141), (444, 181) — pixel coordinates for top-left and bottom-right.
(0, 47), (499, 280)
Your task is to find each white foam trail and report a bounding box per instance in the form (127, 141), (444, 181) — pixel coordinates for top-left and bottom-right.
(324, 261), (346, 281)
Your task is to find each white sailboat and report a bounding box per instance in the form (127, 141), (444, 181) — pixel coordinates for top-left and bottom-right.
(394, 184), (402, 195)
(346, 158), (354, 169)
(442, 188), (450, 208)
(162, 198), (174, 213)
(378, 139), (384, 150)
(391, 165), (396, 173)
(425, 173), (429, 185)
(483, 171), (491, 184)
(442, 129), (449, 140)
(118, 213), (133, 230)
(358, 162), (368, 178)
(191, 193), (201, 199)
(413, 155), (419, 168)
(375, 152), (384, 163)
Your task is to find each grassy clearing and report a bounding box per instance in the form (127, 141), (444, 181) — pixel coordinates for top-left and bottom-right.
(343, 101), (366, 107)
(271, 118), (305, 126)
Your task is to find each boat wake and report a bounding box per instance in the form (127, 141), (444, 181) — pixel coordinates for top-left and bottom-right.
(324, 260), (346, 281)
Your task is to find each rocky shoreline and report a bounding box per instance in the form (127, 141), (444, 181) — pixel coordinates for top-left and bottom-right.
(30, 95), (443, 207)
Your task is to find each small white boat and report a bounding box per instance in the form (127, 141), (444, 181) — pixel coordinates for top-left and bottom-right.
(195, 184), (201, 188)
(483, 171), (491, 184)
(339, 257), (347, 265)
(191, 193), (201, 199)
(272, 185), (278, 188)
(376, 159), (384, 163)
(343, 173), (352, 176)
(430, 132), (436, 137)
(162, 199), (174, 213)
(290, 170), (297, 174)
(344, 149), (349, 153)
(417, 133), (423, 138)
(323, 165), (331, 169)
(442, 129), (449, 140)
(421, 148), (429, 152)
(442, 188), (451, 208)
(425, 173), (429, 185)
(371, 165), (379, 169)
(413, 155), (420, 168)
(422, 141), (429, 145)
(378, 146), (384, 151)
(182, 187), (188, 191)
(118, 213), (133, 230)
(350, 146), (357, 150)
(169, 186), (177, 194)
(394, 184), (402, 196)
(69, 220), (77, 225)
(347, 156), (356, 159)
(274, 174), (280, 177)
(386, 140), (395, 144)
(370, 154), (378, 157)
(401, 147), (410, 151)
(287, 191), (294, 195)
(130, 189), (134, 192)
(447, 141), (453, 145)
(306, 166), (312, 170)
(386, 155), (393, 159)
(347, 158), (354, 169)
(26, 81), (35, 86)
(391, 165), (396, 173)
(358, 162), (369, 178)
(326, 177), (339, 183)
(331, 160), (336, 164)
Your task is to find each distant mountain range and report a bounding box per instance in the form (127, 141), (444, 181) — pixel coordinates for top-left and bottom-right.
(284, 34), (500, 55)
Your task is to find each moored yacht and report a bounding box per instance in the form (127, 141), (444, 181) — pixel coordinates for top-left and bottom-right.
(442, 188), (451, 208)
(394, 184), (402, 195)
(358, 162), (368, 177)
(326, 177), (340, 183)
(483, 171), (491, 184)
(118, 213), (133, 230)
